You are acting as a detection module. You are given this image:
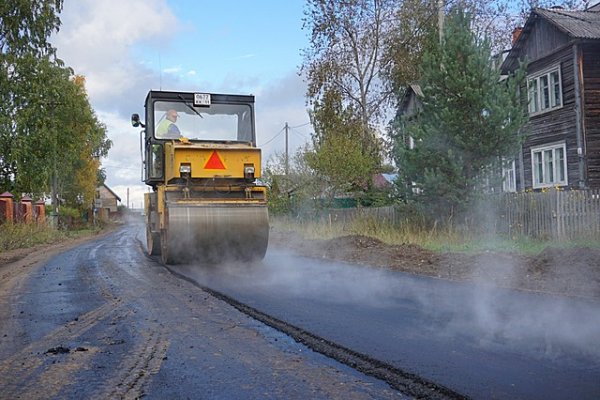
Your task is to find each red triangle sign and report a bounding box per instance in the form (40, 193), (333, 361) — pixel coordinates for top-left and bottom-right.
(204, 151), (226, 169)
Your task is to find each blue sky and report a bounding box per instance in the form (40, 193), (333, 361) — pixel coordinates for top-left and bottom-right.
(53, 0), (313, 208)
(142, 1), (308, 86)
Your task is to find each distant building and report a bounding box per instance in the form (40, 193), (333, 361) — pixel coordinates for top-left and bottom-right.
(372, 173), (397, 190)
(95, 184), (121, 221)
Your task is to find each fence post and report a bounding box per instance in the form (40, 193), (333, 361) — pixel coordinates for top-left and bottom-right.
(20, 196), (33, 223)
(0, 191), (14, 224)
(35, 200), (46, 224)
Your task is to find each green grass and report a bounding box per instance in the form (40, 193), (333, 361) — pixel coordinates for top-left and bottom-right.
(270, 216), (600, 255)
(0, 222), (101, 252)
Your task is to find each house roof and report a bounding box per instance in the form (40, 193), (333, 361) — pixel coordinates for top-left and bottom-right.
(501, 6), (600, 73)
(99, 184), (121, 202)
(398, 84), (423, 114)
(534, 7), (600, 38)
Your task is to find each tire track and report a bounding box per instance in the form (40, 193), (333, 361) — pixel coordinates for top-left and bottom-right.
(99, 328), (170, 400)
(0, 299), (124, 397)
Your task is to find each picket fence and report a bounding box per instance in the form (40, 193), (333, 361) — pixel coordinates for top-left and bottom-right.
(307, 189), (600, 241)
(493, 189), (600, 240)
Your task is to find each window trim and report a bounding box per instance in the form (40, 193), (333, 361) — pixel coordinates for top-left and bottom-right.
(527, 65), (563, 116)
(502, 159), (516, 193)
(530, 142), (568, 189)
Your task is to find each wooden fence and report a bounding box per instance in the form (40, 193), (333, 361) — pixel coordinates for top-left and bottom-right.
(493, 189), (600, 240)
(304, 189), (600, 241)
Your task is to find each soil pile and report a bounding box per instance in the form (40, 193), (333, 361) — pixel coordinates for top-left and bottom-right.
(270, 229), (600, 298)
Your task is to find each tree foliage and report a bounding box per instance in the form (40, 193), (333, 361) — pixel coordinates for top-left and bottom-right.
(383, 0), (439, 95)
(263, 146), (324, 215)
(384, 0), (585, 96)
(392, 7), (527, 220)
(306, 89), (381, 199)
(0, 0), (111, 210)
(302, 0), (395, 165)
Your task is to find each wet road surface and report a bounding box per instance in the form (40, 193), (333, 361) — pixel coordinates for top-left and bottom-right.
(0, 224), (404, 399)
(2, 221), (600, 399)
(173, 243), (600, 399)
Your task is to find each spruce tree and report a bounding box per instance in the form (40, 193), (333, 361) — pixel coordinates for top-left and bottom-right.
(393, 6), (526, 221)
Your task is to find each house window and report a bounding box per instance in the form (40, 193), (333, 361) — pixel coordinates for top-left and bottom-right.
(502, 159), (516, 192)
(531, 143), (567, 188)
(527, 67), (562, 114)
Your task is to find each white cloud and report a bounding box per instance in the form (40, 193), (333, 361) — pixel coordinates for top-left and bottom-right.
(97, 111), (147, 209)
(163, 65), (182, 74)
(255, 72), (312, 161)
(51, 1), (311, 209)
(53, 0), (178, 111)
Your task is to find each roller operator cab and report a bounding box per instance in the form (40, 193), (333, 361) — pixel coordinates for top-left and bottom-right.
(131, 91), (269, 265)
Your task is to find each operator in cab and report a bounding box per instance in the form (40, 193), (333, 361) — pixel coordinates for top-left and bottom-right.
(156, 109), (182, 139)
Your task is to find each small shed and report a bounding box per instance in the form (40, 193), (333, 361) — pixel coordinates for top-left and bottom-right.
(96, 184), (121, 221)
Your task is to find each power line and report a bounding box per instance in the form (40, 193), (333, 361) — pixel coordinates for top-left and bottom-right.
(291, 128), (309, 139)
(288, 125), (311, 137)
(289, 122), (311, 129)
(258, 127), (285, 147)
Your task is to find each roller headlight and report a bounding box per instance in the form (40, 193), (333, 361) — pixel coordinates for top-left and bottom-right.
(180, 163), (191, 178)
(244, 164), (255, 181)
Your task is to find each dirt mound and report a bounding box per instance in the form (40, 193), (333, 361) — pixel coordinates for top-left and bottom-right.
(325, 235), (384, 249)
(270, 229), (600, 299)
(525, 247), (600, 297)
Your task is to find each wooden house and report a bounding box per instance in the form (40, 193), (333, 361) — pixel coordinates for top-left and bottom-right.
(500, 5), (600, 191)
(95, 184), (121, 221)
(396, 84), (423, 150)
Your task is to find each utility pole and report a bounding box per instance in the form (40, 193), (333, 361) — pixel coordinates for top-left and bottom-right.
(127, 187), (130, 209)
(284, 122), (289, 176)
(438, 0), (445, 44)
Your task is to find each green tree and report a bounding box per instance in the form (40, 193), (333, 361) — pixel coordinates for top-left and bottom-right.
(56, 75), (111, 209)
(0, 0), (63, 191)
(302, 0), (395, 151)
(384, 0), (584, 101)
(263, 145), (323, 215)
(383, 0), (439, 95)
(0, 1), (111, 213)
(306, 89), (381, 201)
(392, 7), (527, 220)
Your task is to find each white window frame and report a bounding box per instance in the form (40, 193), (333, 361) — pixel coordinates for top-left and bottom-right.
(502, 159), (516, 192)
(527, 66), (563, 115)
(531, 142), (568, 189)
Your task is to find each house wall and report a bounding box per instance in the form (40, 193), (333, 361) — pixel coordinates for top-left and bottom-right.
(521, 18), (571, 62)
(518, 45), (581, 190)
(583, 43), (600, 189)
(96, 186), (119, 212)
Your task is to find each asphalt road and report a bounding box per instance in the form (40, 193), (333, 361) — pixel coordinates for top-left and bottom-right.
(1, 221), (599, 399)
(173, 238), (600, 400)
(0, 223), (403, 400)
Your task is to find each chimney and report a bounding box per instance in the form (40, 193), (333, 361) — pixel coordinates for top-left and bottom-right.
(512, 27), (523, 45)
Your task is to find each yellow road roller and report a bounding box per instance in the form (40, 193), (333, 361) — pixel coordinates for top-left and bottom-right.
(131, 90), (269, 264)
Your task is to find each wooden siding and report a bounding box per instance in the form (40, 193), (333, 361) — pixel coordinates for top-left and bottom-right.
(96, 185), (120, 212)
(517, 46), (580, 190)
(583, 43), (600, 189)
(521, 18), (571, 63)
